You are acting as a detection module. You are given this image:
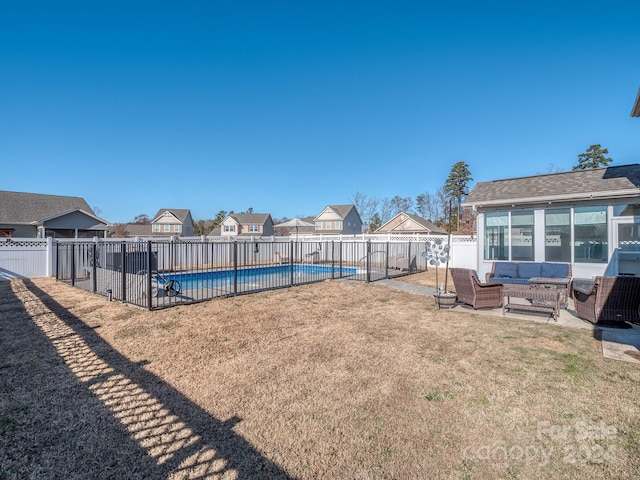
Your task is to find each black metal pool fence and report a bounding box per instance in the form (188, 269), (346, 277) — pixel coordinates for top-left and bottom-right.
(56, 239), (428, 310)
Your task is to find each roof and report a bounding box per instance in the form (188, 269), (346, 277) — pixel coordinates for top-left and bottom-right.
(152, 209), (192, 223)
(375, 212), (447, 234)
(0, 190), (96, 224)
(463, 164), (640, 208)
(229, 213), (272, 224)
(632, 88), (640, 117)
(122, 224), (151, 236)
(316, 205), (360, 221)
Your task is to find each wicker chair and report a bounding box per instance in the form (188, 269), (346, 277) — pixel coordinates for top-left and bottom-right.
(450, 268), (504, 309)
(572, 276), (640, 326)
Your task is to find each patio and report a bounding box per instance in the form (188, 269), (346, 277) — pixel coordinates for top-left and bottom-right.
(380, 276), (640, 364)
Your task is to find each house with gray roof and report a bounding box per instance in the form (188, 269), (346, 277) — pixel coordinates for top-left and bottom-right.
(462, 164), (640, 280)
(0, 190), (110, 238)
(150, 209), (195, 237)
(314, 205), (362, 235)
(221, 213), (274, 237)
(374, 211), (447, 235)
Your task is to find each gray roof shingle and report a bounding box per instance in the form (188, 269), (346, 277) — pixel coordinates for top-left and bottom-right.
(0, 190), (95, 223)
(464, 164), (640, 207)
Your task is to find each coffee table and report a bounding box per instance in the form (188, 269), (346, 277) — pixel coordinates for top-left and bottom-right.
(503, 284), (560, 321)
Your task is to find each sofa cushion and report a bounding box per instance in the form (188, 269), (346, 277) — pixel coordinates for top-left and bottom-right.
(541, 262), (568, 278)
(517, 263), (542, 279)
(494, 262), (518, 278)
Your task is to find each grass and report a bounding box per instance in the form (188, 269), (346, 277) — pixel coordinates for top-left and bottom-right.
(1, 276), (639, 479)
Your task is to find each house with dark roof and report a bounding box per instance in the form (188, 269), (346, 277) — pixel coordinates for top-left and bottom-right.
(462, 164), (640, 280)
(220, 213), (275, 237)
(150, 209), (195, 237)
(374, 211), (447, 235)
(314, 205), (362, 235)
(0, 190), (110, 238)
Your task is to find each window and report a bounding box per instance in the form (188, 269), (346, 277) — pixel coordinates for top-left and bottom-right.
(484, 212), (508, 260)
(153, 224), (160, 232)
(249, 225), (259, 233)
(545, 208), (571, 262)
(163, 224), (170, 232)
(325, 221), (332, 229)
(316, 222), (322, 230)
(334, 221), (342, 230)
(574, 206), (607, 263)
(174, 225), (181, 232)
(224, 224), (235, 232)
(510, 210), (534, 261)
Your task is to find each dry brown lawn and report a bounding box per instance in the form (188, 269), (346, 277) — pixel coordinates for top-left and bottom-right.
(1, 275), (639, 479)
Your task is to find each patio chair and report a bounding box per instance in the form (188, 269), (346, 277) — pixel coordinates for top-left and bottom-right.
(450, 268), (504, 309)
(572, 276), (640, 326)
(303, 251), (320, 264)
(273, 252), (290, 264)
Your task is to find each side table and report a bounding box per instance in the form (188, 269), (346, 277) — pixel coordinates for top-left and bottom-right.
(527, 277), (570, 309)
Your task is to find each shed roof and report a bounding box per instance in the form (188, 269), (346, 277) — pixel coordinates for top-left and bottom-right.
(463, 164), (640, 208)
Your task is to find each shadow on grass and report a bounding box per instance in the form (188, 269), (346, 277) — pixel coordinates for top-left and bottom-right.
(0, 279), (294, 479)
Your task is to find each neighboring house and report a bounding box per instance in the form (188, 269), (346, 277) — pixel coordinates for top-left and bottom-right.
(220, 213), (275, 237)
(314, 205), (363, 235)
(375, 212), (447, 235)
(150, 209), (195, 237)
(117, 223), (152, 238)
(632, 88), (640, 117)
(462, 164), (640, 280)
(0, 190), (110, 238)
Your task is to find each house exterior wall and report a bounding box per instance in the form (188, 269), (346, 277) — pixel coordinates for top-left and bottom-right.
(221, 218), (239, 237)
(151, 211), (194, 237)
(0, 224), (36, 237)
(315, 207), (362, 234)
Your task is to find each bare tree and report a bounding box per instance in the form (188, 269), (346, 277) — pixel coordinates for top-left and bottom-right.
(377, 197), (396, 225)
(390, 196), (413, 217)
(350, 192), (380, 232)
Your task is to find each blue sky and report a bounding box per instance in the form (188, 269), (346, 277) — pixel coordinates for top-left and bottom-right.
(2, 1), (639, 223)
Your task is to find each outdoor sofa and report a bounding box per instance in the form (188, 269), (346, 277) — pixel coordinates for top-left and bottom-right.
(486, 261), (572, 299)
(572, 276), (640, 326)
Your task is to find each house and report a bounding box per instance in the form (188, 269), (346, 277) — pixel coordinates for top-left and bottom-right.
(462, 164), (640, 280)
(0, 190), (110, 238)
(632, 88), (640, 117)
(314, 205), (363, 235)
(220, 213), (275, 237)
(150, 209), (195, 237)
(374, 212), (447, 235)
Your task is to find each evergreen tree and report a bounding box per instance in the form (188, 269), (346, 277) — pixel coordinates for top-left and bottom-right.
(444, 161), (473, 231)
(573, 144), (613, 170)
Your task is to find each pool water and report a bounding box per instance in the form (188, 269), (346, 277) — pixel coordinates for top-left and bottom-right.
(159, 264), (358, 290)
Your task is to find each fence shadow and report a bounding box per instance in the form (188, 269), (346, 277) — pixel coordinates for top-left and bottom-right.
(0, 279), (295, 480)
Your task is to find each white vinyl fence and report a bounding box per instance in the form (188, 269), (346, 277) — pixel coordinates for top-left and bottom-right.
(0, 235), (478, 281)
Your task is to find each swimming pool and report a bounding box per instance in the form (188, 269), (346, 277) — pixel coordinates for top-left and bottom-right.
(159, 264), (359, 291)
